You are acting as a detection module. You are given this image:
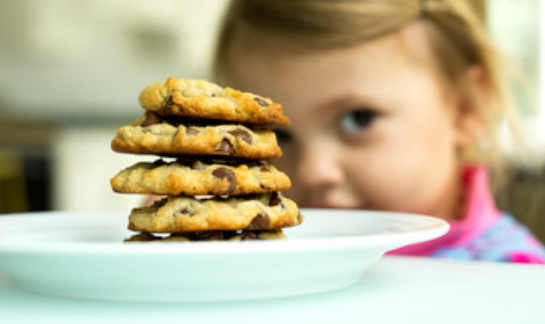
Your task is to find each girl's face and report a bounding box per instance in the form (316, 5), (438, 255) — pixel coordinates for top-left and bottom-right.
(227, 24), (469, 220)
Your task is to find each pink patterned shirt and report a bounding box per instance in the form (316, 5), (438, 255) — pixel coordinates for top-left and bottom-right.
(389, 165), (545, 264)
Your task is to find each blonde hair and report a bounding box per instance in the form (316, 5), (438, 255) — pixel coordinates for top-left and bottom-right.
(213, 0), (539, 189)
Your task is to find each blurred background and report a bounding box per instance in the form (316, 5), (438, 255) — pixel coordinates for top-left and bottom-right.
(0, 0), (544, 239)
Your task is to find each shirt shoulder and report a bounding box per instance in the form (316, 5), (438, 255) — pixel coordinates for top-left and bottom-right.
(432, 213), (545, 264)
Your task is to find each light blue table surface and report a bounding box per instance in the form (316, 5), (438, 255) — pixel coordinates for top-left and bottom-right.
(1, 256), (543, 324)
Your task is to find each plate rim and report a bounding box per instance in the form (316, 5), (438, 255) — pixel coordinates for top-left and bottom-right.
(0, 209), (449, 255)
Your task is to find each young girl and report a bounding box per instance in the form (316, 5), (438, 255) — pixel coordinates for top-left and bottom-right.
(212, 0), (545, 263)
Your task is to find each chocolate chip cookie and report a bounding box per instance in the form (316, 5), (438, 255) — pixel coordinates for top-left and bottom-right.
(111, 159), (291, 196)
(111, 77), (302, 242)
(128, 192), (302, 233)
(111, 113), (282, 160)
(139, 77), (290, 126)
(124, 229), (287, 242)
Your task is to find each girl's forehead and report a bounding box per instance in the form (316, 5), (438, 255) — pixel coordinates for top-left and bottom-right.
(230, 21), (436, 76)
(227, 21), (440, 98)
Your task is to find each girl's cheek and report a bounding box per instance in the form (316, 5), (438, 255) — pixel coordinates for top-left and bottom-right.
(277, 154), (299, 182)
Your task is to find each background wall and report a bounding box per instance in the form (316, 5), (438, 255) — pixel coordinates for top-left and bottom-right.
(0, 0), (229, 120)
(0, 0), (229, 212)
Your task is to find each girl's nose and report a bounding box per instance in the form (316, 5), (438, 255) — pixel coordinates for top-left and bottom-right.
(296, 138), (344, 190)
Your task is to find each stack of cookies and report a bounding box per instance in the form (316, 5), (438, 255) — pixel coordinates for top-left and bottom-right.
(110, 77), (303, 242)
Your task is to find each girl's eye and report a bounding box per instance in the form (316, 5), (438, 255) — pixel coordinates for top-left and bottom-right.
(273, 128), (294, 146)
(339, 109), (378, 134)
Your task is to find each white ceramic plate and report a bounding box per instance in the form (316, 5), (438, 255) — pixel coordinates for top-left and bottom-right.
(0, 209), (448, 302)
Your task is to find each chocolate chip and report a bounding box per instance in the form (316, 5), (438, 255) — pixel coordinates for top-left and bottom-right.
(254, 97), (269, 108)
(177, 207), (193, 217)
(246, 213), (271, 230)
(186, 127), (199, 135)
(216, 139), (234, 155)
(221, 231), (239, 239)
(228, 129), (252, 144)
(163, 94), (182, 114)
(152, 159), (165, 166)
(269, 192), (282, 206)
(212, 167), (236, 194)
(191, 161), (204, 171)
(140, 112), (163, 127)
(152, 198), (168, 209)
(169, 105), (183, 114)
